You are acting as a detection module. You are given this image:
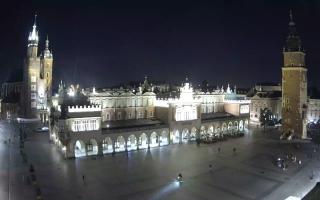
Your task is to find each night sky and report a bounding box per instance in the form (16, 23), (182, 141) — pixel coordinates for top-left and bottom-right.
(0, 0), (320, 89)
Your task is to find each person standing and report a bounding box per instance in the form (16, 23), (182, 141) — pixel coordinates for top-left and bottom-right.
(82, 174), (85, 184)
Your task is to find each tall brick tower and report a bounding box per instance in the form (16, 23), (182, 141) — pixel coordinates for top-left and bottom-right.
(23, 15), (53, 122)
(24, 15), (41, 118)
(41, 36), (53, 104)
(282, 11), (307, 139)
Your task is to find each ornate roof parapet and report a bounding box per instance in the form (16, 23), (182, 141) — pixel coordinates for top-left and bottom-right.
(67, 104), (101, 113)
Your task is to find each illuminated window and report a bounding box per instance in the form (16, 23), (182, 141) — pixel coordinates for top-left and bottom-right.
(31, 76), (36, 83)
(31, 93), (36, 99)
(175, 106), (197, 121)
(31, 101), (36, 108)
(31, 84), (36, 91)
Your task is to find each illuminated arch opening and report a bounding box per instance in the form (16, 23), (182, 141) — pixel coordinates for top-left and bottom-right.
(222, 123), (227, 134)
(239, 120), (244, 131)
(234, 121), (239, 131)
(244, 120), (249, 130)
(102, 137), (113, 154)
(208, 126), (214, 137)
(190, 127), (197, 141)
(182, 129), (189, 143)
(87, 139), (98, 156)
(115, 136), (126, 152)
(149, 132), (158, 148)
(200, 126), (206, 139)
(214, 125), (220, 137)
(74, 140), (86, 157)
(139, 133), (148, 149)
(160, 131), (169, 146)
(228, 122), (233, 133)
(172, 130), (180, 144)
(127, 135), (137, 151)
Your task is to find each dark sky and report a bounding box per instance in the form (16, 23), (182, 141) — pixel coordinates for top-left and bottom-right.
(0, 0), (320, 89)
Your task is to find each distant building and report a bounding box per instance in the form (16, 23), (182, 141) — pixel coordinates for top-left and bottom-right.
(249, 83), (282, 123)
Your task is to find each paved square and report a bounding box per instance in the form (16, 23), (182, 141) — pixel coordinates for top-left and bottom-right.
(1, 122), (320, 200)
(193, 168), (281, 200)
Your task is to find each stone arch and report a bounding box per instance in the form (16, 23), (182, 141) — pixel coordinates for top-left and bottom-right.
(239, 120), (244, 131)
(171, 130), (180, 144)
(182, 129), (189, 143)
(214, 124), (220, 137)
(102, 137), (113, 154)
(115, 136), (126, 152)
(127, 134), (137, 151)
(149, 132), (159, 148)
(74, 140), (86, 157)
(87, 139), (98, 156)
(160, 130), (169, 146)
(222, 123), (228, 134)
(228, 122), (233, 133)
(245, 119), (249, 130)
(190, 127), (197, 141)
(208, 125), (214, 137)
(234, 121), (239, 132)
(139, 133), (148, 149)
(200, 125), (206, 139)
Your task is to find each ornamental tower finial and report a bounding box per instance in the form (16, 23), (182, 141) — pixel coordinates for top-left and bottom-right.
(28, 14), (39, 47)
(44, 34), (52, 58)
(45, 35), (49, 49)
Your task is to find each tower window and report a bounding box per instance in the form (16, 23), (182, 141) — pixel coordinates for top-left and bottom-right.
(31, 76), (36, 83)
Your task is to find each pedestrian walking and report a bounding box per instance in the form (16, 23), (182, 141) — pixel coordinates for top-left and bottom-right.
(82, 174), (85, 184)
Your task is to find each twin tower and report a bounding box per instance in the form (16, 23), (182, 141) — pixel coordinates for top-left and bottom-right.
(282, 11), (308, 139)
(23, 16), (53, 122)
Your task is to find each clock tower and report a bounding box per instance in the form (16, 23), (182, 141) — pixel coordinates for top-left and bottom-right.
(281, 11), (307, 139)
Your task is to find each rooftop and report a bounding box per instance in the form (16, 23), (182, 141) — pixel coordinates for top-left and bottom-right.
(201, 112), (238, 121)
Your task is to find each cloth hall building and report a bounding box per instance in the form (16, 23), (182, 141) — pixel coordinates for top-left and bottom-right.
(50, 80), (250, 158)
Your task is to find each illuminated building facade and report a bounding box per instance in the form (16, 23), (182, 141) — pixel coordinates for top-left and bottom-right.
(1, 16), (53, 121)
(23, 16), (53, 121)
(50, 79), (250, 158)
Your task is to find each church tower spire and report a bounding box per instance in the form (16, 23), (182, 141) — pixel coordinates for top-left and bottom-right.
(44, 35), (52, 58)
(28, 14), (39, 47)
(27, 14), (39, 58)
(284, 10), (303, 52)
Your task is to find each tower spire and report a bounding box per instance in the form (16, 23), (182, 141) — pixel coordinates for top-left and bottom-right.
(34, 14), (37, 26)
(28, 14), (39, 47)
(289, 9), (293, 23)
(45, 35), (49, 49)
(284, 10), (302, 52)
(44, 34), (52, 58)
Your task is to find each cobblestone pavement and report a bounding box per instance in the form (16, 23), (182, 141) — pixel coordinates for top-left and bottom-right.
(1, 121), (320, 200)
